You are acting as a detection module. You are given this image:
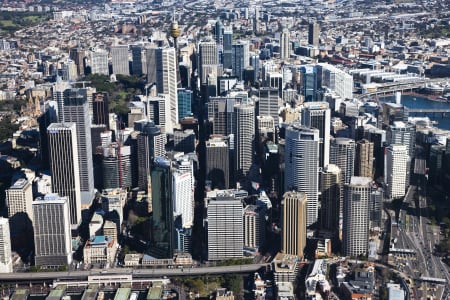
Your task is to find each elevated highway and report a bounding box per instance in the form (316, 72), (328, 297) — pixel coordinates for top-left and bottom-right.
(0, 263), (269, 283)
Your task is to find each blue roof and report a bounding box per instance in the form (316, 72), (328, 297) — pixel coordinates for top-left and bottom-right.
(92, 236), (106, 243)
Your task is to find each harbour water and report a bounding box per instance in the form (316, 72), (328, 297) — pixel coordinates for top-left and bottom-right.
(380, 94), (450, 130)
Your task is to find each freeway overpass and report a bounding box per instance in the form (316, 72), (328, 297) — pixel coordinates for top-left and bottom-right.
(0, 264), (269, 283)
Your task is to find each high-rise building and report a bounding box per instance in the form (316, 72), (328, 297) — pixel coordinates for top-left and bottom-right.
(5, 178), (33, 221)
(282, 191), (307, 257)
(385, 144), (408, 200)
(102, 143), (132, 189)
(136, 120), (166, 190)
(280, 29), (290, 60)
(92, 92), (109, 128)
(38, 100), (58, 170)
(0, 217), (12, 273)
(308, 22), (320, 47)
(301, 102), (331, 168)
(250, 55), (260, 83)
(330, 138), (356, 185)
(177, 89), (192, 120)
(101, 188), (126, 234)
(172, 169), (194, 228)
(206, 189), (244, 260)
(206, 136), (230, 189)
(215, 19), (224, 45)
(47, 123), (82, 226)
(223, 27), (233, 69)
(150, 157), (173, 258)
(156, 47), (178, 133)
(299, 66), (317, 102)
(62, 88), (95, 205)
(355, 139), (374, 178)
(146, 94), (170, 132)
(319, 164), (341, 231)
(259, 87), (280, 127)
(342, 177), (371, 257)
(318, 63), (353, 100)
(244, 205), (266, 251)
(232, 41), (249, 80)
(33, 194), (72, 268)
(234, 103), (255, 182)
(52, 80), (71, 120)
(111, 45), (129, 75)
(174, 129), (196, 153)
(370, 189), (383, 230)
(388, 121), (415, 158)
(284, 124), (320, 227)
(208, 97), (228, 136)
(198, 41), (218, 84)
(363, 126), (386, 179)
(90, 49), (109, 75)
(69, 47), (85, 77)
(131, 45), (143, 75)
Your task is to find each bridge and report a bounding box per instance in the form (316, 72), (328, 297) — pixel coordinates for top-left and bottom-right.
(357, 78), (450, 100)
(408, 109), (450, 114)
(418, 276), (447, 284)
(0, 263), (269, 283)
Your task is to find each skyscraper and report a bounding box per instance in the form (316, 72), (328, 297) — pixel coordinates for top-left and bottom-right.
(102, 143), (132, 190)
(5, 178), (33, 221)
(198, 41), (219, 84)
(280, 29), (290, 60)
(282, 191), (307, 257)
(92, 92), (109, 128)
(301, 102), (331, 168)
(215, 19), (224, 44)
(62, 88), (95, 205)
(232, 41), (249, 80)
(47, 123), (82, 226)
(172, 169), (194, 228)
(111, 45), (130, 75)
(370, 189), (383, 230)
(0, 217), (12, 273)
(355, 139), (374, 178)
(69, 47), (85, 77)
(173, 129), (196, 153)
(330, 138), (356, 185)
(177, 88), (192, 120)
(131, 45), (143, 75)
(244, 205), (266, 251)
(223, 27), (233, 69)
(156, 47), (178, 133)
(150, 157), (173, 259)
(208, 97), (228, 135)
(33, 194), (72, 268)
(90, 49), (109, 75)
(234, 103), (255, 182)
(387, 121), (415, 158)
(319, 164), (341, 231)
(259, 87), (280, 127)
(206, 136), (230, 189)
(308, 22), (320, 47)
(299, 66), (317, 102)
(136, 120), (166, 191)
(385, 144), (408, 200)
(342, 177), (371, 257)
(284, 124), (320, 227)
(206, 189), (244, 260)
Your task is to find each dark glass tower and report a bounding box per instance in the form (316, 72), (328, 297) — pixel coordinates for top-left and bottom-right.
(149, 157), (173, 259)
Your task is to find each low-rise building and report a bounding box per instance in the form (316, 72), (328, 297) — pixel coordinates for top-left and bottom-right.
(83, 236), (117, 266)
(272, 252), (300, 284)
